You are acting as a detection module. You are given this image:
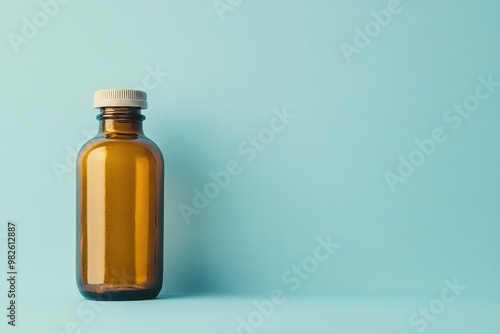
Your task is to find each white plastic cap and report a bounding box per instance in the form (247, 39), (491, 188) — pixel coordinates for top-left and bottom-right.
(93, 89), (148, 109)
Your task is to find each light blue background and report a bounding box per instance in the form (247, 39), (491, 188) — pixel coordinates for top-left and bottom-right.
(1, 0), (499, 333)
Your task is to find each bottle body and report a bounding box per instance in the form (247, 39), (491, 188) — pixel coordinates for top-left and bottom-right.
(77, 107), (164, 301)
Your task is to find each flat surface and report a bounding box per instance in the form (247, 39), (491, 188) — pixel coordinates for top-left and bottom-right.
(5, 296), (500, 334)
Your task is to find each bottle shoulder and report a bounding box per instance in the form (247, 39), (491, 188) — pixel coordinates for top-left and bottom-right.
(78, 135), (164, 162)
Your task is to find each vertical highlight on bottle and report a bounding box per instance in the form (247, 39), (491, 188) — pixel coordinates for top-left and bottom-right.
(6, 220), (17, 326)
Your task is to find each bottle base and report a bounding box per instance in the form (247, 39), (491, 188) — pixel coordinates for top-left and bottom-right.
(79, 286), (161, 301)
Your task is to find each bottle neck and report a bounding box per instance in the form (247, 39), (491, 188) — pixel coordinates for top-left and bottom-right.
(97, 107), (145, 136)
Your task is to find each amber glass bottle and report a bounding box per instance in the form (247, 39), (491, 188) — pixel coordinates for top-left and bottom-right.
(77, 89), (164, 301)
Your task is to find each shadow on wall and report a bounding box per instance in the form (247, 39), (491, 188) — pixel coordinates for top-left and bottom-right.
(153, 106), (303, 297)
(156, 111), (220, 295)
